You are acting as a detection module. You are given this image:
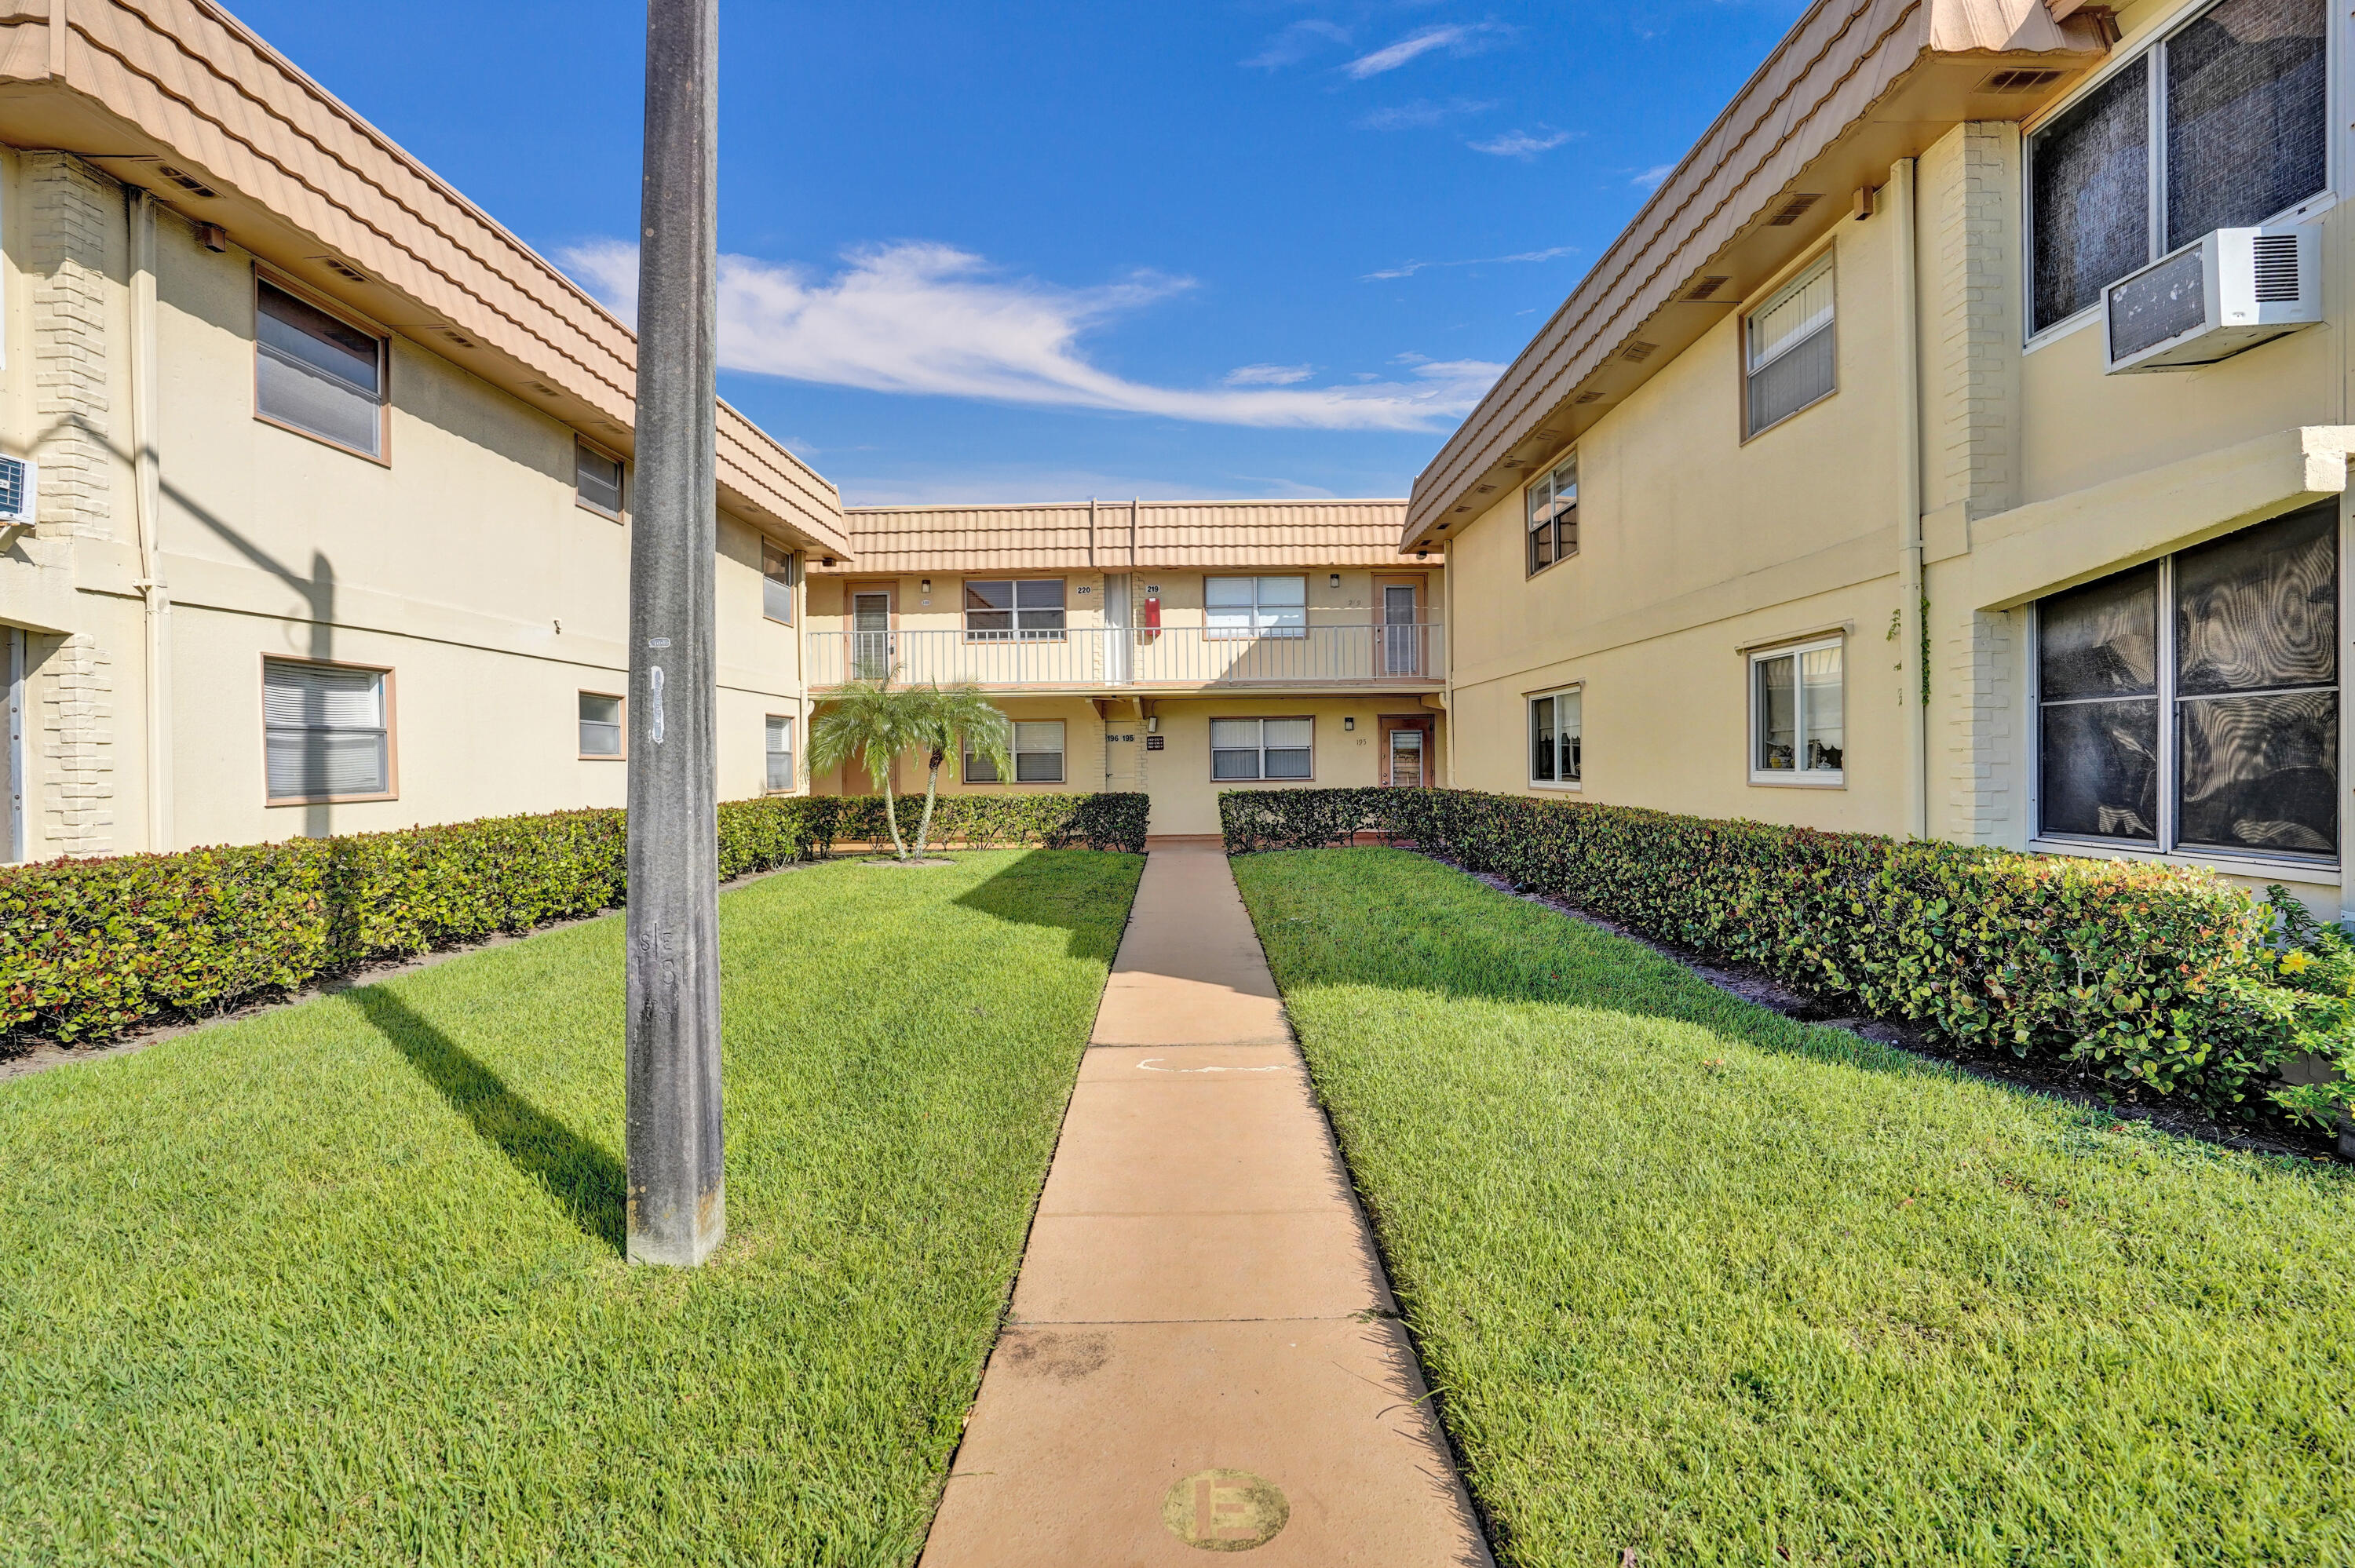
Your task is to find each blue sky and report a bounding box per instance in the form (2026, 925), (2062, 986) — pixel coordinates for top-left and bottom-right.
(232, 0), (1807, 504)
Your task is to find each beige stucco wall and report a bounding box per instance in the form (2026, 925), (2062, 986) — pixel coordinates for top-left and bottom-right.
(0, 150), (810, 861)
(1437, 71), (2354, 913)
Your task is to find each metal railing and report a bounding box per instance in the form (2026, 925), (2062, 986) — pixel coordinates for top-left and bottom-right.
(809, 622), (1446, 689)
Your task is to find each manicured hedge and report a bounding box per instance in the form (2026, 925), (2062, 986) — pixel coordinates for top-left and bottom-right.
(1221, 786), (2355, 1125)
(2, 791), (1147, 1046)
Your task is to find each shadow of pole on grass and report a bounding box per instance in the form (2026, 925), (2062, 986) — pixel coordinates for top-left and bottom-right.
(349, 986), (626, 1253)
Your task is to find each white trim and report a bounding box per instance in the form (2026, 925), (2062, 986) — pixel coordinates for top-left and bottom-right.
(1747, 636), (1846, 786)
(4, 629), (22, 863)
(1525, 683), (1583, 789)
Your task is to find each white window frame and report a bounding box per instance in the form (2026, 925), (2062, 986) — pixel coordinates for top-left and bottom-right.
(761, 542), (798, 625)
(1525, 454), (1578, 576)
(962, 578), (1067, 643)
(1747, 636), (1846, 787)
(1741, 253), (1838, 439)
(2027, 505), (2345, 873)
(579, 690), (625, 760)
(966, 720), (1066, 784)
(2022, 0), (2342, 348)
(575, 437), (625, 520)
(1210, 716), (1316, 782)
(1527, 685), (1583, 789)
(261, 655), (396, 805)
(765, 713), (797, 794)
(1205, 576), (1310, 640)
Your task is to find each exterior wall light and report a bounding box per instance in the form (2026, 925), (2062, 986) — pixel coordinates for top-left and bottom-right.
(1343, 716), (1355, 731)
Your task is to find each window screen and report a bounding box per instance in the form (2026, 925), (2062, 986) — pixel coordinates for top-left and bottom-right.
(257, 280), (385, 456)
(1211, 717), (1313, 780)
(265, 659), (388, 800)
(576, 441), (624, 516)
(2163, 0), (2328, 251)
(967, 720), (1064, 783)
(762, 543), (797, 624)
(2029, 0), (2329, 335)
(2037, 503), (2338, 858)
(1745, 260), (1836, 434)
(765, 715), (795, 793)
(579, 692), (623, 757)
(1526, 454), (1578, 574)
(1751, 643), (1843, 779)
(1206, 578), (1309, 638)
(1529, 689), (1581, 782)
(965, 580), (1066, 640)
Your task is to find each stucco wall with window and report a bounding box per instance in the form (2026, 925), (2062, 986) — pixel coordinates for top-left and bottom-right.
(0, 159), (812, 858)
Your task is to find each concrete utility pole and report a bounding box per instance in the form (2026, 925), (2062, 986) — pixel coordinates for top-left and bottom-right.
(625, 0), (725, 1267)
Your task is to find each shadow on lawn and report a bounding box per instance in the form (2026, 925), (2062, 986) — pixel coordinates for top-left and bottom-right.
(349, 985), (626, 1253)
(951, 849), (1139, 963)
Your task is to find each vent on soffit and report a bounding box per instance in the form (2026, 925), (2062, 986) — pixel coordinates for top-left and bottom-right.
(1620, 341), (1658, 363)
(1765, 192), (1824, 226)
(1679, 275), (1731, 302)
(155, 164), (217, 199)
(527, 381), (560, 399)
(1981, 67), (2064, 91)
(438, 327), (476, 348)
(1572, 390), (1605, 405)
(313, 257), (368, 284)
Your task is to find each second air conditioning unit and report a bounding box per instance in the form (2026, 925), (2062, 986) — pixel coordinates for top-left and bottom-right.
(2105, 225), (2320, 374)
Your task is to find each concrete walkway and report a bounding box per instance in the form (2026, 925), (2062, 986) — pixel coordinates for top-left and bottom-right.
(922, 844), (1492, 1566)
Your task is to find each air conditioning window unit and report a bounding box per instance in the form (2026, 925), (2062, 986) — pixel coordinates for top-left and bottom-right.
(2104, 225), (2320, 374)
(0, 456), (36, 525)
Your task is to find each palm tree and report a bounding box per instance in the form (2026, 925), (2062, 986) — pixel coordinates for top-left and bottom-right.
(907, 684), (1011, 859)
(809, 674), (921, 860)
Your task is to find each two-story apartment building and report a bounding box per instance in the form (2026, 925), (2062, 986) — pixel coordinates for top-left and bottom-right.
(1413, 0), (2355, 918)
(0, 0), (849, 864)
(807, 500), (1446, 836)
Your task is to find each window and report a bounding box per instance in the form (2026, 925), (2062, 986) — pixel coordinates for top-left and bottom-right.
(762, 542), (798, 624)
(966, 720), (1065, 783)
(965, 579), (1065, 640)
(2028, 0), (2328, 336)
(1529, 688), (1582, 786)
(765, 715), (796, 793)
(576, 439), (624, 517)
(264, 658), (391, 801)
(2036, 501), (2337, 860)
(1210, 717), (1313, 781)
(1526, 454), (1578, 574)
(1751, 640), (1844, 783)
(1744, 257), (1836, 436)
(255, 277), (385, 458)
(579, 691), (623, 758)
(1206, 577), (1308, 639)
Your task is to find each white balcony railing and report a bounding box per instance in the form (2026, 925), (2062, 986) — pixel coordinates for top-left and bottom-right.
(809, 622), (1445, 690)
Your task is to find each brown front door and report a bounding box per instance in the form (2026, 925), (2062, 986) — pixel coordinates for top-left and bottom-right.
(1378, 713), (1435, 786)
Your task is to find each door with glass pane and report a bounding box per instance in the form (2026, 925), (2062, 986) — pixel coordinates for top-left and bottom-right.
(1378, 579), (1422, 676)
(1381, 713), (1433, 787)
(851, 589), (893, 681)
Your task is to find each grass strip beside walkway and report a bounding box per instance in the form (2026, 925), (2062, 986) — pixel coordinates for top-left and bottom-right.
(1232, 848), (2355, 1567)
(1, 849), (1141, 1567)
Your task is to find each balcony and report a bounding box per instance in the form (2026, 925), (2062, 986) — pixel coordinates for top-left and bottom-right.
(808, 622), (1446, 692)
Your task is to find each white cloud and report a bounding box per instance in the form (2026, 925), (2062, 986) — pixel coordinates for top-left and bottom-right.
(1224, 363), (1315, 386)
(1243, 19), (1350, 69)
(1353, 97), (1498, 131)
(560, 238), (1499, 432)
(1345, 23), (1502, 78)
(1363, 244), (1575, 281)
(1469, 129), (1572, 159)
(1632, 162), (1678, 189)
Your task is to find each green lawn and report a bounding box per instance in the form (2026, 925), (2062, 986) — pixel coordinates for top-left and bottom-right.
(1232, 848), (2355, 1568)
(0, 849), (1139, 1568)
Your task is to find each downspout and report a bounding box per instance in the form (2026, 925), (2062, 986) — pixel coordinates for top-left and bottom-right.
(128, 189), (171, 853)
(1891, 157), (1927, 841)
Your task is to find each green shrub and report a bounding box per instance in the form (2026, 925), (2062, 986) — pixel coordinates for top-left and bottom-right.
(2, 791), (1146, 1046)
(1221, 787), (2354, 1125)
